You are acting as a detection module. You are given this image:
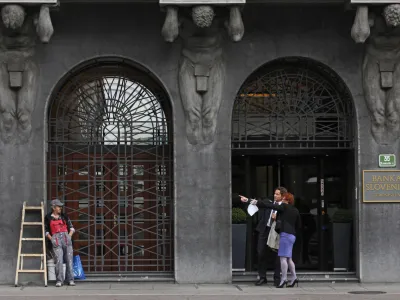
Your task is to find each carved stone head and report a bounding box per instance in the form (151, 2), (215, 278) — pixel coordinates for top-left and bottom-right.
(192, 5), (215, 28)
(1, 5), (26, 30)
(383, 4), (400, 27)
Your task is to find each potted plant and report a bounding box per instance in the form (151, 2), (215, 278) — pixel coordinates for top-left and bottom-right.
(232, 207), (247, 271)
(332, 209), (353, 271)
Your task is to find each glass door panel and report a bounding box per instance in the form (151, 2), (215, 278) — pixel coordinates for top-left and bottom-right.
(280, 158), (319, 269)
(231, 152), (354, 272)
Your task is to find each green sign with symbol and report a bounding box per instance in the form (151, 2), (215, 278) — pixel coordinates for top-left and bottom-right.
(379, 154), (396, 168)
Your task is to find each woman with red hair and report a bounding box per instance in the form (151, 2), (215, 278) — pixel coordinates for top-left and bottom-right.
(240, 192), (301, 288)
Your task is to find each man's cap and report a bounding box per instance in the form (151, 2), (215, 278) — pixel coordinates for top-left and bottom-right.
(51, 199), (64, 207)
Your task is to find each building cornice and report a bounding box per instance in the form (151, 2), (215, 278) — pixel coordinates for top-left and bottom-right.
(0, 0), (394, 5)
(58, 0), (348, 4)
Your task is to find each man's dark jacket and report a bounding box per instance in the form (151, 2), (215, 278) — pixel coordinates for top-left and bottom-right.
(232, 194), (275, 234)
(255, 198), (275, 234)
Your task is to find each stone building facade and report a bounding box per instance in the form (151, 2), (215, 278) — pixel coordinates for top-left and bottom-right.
(0, 0), (399, 284)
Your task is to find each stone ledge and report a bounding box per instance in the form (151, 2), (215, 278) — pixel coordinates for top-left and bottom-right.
(0, 282), (399, 296)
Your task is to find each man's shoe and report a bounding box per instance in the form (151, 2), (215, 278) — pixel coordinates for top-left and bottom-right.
(55, 281), (62, 287)
(68, 281), (76, 286)
(255, 278), (267, 286)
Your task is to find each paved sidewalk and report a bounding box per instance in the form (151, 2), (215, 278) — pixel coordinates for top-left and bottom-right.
(0, 282), (398, 299)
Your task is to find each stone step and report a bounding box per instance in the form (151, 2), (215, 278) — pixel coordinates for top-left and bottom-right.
(83, 272), (174, 282)
(81, 271), (357, 283)
(75, 276), (175, 283)
(233, 271), (358, 283)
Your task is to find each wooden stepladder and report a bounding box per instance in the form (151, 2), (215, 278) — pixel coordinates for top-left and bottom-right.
(15, 202), (47, 287)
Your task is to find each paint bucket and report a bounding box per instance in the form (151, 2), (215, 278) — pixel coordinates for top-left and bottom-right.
(47, 259), (56, 281)
(47, 259), (66, 281)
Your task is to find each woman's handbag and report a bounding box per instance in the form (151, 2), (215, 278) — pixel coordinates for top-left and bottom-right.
(267, 221), (280, 251)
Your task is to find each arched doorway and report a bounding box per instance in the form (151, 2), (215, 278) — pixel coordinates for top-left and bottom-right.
(231, 57), (355, 274)
(47, 59), (173, 275)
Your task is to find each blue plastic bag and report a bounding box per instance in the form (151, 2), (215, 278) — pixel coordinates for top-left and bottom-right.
(73, 255), (86, 280)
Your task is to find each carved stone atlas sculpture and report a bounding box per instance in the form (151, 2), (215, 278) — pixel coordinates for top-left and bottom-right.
(0, 4), (53, 145)
(162, 4), (244, 145)
(352, 4), (400, 145)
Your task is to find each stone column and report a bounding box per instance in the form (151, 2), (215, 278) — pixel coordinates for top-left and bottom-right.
(0, 3), (54, 284)
(160, 1), (245, 283)
(351, 4), (400, 282)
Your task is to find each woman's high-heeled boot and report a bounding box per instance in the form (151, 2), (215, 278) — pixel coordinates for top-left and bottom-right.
(287, 278), (299, 288)
(276, 280), (288, 288)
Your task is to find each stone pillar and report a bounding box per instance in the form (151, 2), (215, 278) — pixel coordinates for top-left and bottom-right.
(160, 1), (245, 283)
(174, 142), (231, 283)
(0, 3), (54, 284)
(351, 4), (400, 282)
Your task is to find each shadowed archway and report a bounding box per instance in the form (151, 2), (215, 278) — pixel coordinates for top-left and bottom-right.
(231, 57), (356, 276)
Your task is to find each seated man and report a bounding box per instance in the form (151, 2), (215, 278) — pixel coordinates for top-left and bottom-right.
(44, 199), (75, 287)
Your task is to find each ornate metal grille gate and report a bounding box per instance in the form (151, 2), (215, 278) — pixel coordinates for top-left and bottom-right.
(47, 62), (173, 273)
(232, 58), (354, 149)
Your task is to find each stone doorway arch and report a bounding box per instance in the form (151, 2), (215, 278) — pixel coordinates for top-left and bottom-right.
(46, 58), (174, 275)
(231, 57), (356, 274)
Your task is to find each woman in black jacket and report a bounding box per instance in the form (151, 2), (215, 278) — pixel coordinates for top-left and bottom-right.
(240, 192), (301, 288)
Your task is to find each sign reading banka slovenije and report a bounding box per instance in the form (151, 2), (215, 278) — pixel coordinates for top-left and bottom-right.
(363, 170), (400, 203)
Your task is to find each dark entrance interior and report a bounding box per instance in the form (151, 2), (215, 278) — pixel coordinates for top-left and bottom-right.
(231, 57), (356, 274)
(232, 151), (355, 271)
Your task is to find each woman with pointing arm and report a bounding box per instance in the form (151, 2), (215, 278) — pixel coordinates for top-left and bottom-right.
(240, 192), (301, 288)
